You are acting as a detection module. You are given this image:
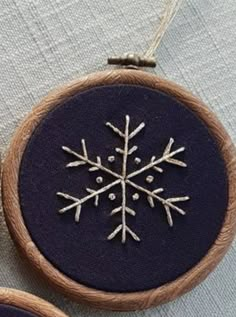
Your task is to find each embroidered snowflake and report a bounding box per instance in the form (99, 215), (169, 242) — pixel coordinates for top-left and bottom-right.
(57, 115), (190, 243)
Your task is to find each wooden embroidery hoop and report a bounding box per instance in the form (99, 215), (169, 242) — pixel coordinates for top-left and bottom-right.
(0, 288), (67, 316)
(2, 69), (236, 311)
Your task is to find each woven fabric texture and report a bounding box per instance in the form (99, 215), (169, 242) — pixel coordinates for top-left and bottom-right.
(0, 0), (235, 316)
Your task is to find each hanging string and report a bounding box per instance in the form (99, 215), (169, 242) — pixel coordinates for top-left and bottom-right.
(108, 0), (183, 68)
(144, 0), (183, 58)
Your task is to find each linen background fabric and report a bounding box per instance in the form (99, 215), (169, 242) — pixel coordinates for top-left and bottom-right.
(0, 0), (235, 316)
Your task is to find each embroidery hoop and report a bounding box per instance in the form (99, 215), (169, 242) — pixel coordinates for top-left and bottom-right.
(0, 288), (67, 316)
(2, 69), (236, 311)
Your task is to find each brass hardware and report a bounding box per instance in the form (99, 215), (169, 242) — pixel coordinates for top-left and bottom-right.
(108, 53), (156, 68)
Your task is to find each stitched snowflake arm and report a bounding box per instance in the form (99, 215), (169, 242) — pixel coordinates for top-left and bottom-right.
(107, 180), (140, 243)
(62, 139), (122, 179)
(127, 137), (187, 179)
(126, 179), (189, 227)
(57, 179), (121, 222)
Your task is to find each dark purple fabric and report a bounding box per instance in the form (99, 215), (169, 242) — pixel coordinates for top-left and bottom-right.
(0, 304), (39, 317)
(19, 84), (228, 293)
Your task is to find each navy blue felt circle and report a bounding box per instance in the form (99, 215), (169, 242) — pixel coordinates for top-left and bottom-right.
(0, 304), (39, 317)
(19, 85), (228, 293)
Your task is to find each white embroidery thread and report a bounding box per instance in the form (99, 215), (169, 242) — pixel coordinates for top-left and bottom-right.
(57, 115), (189, 243)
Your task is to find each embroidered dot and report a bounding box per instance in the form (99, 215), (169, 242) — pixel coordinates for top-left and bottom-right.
(109, 193), (116, 201)
(108, 155), (115, 163)
(132, 193), (140, 201)
(134, 157), (141, 164)
(96, 176), (103, 184)
(146, 175), (154, 183)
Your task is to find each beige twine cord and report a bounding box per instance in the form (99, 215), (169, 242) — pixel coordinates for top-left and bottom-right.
(144, 0), (183, 58)
(108, 0), (183, 67)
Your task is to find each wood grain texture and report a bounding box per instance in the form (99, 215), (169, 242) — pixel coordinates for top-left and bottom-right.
(0, 288), (68, 316)
(2, 69), (236, 311)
